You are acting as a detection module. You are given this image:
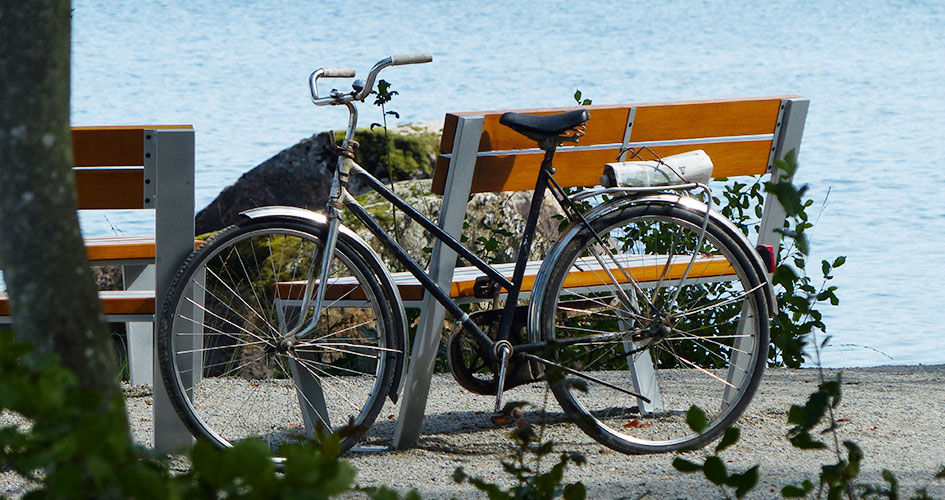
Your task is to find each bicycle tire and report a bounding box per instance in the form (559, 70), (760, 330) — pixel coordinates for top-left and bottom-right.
(157, 218), (397, 455)
(535, 201), (769, 454)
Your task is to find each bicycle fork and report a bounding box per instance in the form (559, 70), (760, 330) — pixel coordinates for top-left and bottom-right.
(289, 156), (351, 341)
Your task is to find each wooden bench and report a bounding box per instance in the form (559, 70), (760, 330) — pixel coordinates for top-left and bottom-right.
(386, 95), (810, 448)
(0, 125), (197, 451)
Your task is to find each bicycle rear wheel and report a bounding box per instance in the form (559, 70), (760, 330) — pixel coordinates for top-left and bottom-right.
(535, 201), (769, 454)
(157, 219), (397, 455)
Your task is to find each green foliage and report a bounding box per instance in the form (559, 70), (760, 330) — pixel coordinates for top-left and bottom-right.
(713, 150), (845, 367)
(671, 408), (758, 499)
(573, 90), (592, 106)
(333, 127), (439, 180)
(671, 371), (945, 499)
(0, 330), (367, 499)
(453, 418), (587, 500)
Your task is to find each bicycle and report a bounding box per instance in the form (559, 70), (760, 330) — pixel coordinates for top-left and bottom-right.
(157, 53), (774, 459)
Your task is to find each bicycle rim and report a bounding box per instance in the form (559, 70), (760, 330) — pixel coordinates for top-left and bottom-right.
(538, 203), (768, 453)
(158, 220), (395, 455)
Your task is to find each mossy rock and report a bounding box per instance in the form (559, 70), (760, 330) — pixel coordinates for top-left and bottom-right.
(334, 127), (440, 181)
(197, 127), (439, 234)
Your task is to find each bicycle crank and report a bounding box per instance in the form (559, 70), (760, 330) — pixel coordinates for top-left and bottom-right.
(446, 307), (542, 395)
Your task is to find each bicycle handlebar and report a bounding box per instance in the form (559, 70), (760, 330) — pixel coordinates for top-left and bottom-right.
(391, 52), (433, 66)
(319, 67), (356, 78)
(309, 53), (433, 106)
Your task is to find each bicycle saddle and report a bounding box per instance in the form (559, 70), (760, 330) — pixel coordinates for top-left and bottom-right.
(499, 109), (589, 142)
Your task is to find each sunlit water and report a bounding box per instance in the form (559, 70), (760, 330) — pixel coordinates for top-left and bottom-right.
(12, 0), (943, 367)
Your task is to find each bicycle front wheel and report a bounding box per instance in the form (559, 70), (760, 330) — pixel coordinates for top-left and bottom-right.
(536, 201), (769, 454)
(158, 219), (397, 455)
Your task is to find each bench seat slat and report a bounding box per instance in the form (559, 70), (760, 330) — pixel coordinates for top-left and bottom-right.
(1, 237), (202, 265)
(274, 254), (735, 304)
(0, 290), (155, 317)
(82, 236), (202, 262)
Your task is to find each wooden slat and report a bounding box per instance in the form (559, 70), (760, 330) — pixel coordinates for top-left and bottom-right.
(433, 139), (772, 194)
(439, 96), (791, 155)
(0, 290), (155, 316)
(74, 168), (146, 209)
(275, 254), (736, 303)
(83, 236), (203, 261)
(0, 237), (202, 267)
(71, 125), (192, 167)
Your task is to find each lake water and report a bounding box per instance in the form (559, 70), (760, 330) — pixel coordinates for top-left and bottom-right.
(57, 0), (945, 367)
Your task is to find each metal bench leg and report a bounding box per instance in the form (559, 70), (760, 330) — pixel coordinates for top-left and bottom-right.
(289, 357), (331, 436)
(392, 295), (449, 448)
(618, 314), (664, 414)
(276, 300), (330, 436)
(124, 264), (154, 386)
(392, 114), (484, 449)
(152, 128), (196, 452)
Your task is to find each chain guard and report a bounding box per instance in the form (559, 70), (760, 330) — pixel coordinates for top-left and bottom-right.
(447, 306), (542, 395)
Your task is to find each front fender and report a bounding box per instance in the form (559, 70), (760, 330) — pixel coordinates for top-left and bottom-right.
(239, 206), (408, 404)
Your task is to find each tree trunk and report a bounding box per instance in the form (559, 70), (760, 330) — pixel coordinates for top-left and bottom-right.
(0, 1), (124, 406)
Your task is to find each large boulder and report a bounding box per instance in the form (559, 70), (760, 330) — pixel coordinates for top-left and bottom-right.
(195, 126), (440, 235)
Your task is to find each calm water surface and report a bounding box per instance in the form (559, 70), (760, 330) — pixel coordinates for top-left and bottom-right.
(61, 0), (945, 367)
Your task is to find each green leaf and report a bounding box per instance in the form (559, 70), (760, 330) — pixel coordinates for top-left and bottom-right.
(833, 256), (846, 268)
(672, 457), (703, 473)
(731, 465), (759, 499)
(881, 469), (899, 496)
(563, 481), (587, 500)
(787, 404), (807, 426)
(703, 456), (728, 485)
(781, 484), (809, 497)
(789, 430), (827, 449)
(685, 405), (707, 433)
(715, 426), (740, 453)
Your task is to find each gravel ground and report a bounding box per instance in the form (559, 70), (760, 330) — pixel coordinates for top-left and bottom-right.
(3, 365), (944, 499)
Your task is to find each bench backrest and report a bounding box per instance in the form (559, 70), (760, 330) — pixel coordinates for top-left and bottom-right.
(73, 125), (192, 210)
(430, 95), (808, 255)
(432, 95), (805, 195)
(2, 126), (195, 317)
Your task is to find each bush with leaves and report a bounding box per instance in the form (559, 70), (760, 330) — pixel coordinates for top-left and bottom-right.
(0, 329), (416, 500)
(671, 378), (945, 499)
(669, 156), (943, 499)
(452, 407), (587, 500)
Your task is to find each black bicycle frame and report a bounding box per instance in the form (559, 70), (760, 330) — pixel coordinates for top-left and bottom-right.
(344, 148), (560, 354)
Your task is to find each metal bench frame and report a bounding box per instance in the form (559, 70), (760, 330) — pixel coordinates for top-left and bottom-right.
(0, 125), (196, 452)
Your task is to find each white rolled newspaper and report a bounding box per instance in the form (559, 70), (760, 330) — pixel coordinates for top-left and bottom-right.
(600, 150), (714, 188)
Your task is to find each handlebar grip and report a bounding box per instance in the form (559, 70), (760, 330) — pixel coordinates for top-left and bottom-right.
(390, 53), (433, 66)
(320, 67), (356, 78)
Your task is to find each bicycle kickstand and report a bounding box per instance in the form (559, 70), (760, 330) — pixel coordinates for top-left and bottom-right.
(490, 340), (524, 426)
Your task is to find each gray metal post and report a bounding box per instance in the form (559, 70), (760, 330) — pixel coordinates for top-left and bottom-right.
(123, 264), (155, 385)
(150, 128), (197, 452)
(392, 115), (484, 449)
(757, 98), (809, 249)
(726, 98), (808, 407)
